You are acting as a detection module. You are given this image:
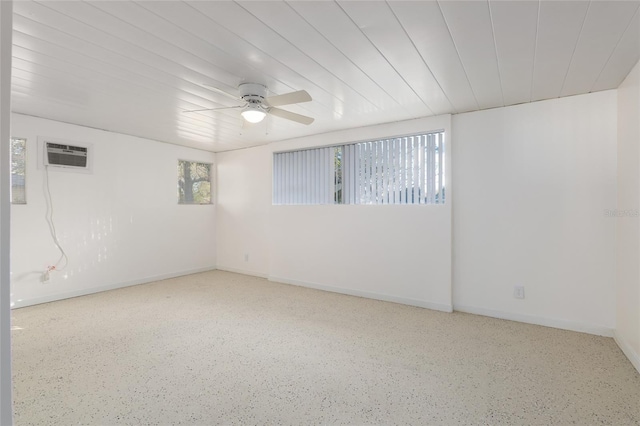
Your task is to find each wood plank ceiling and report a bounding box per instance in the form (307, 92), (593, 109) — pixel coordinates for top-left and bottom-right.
(10, 1), (640, 152)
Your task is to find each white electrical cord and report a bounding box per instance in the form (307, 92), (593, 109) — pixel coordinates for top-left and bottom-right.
(43, 165), (68, 272)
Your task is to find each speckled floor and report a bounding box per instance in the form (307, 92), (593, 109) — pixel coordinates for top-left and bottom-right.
(10, 270), (640, 425)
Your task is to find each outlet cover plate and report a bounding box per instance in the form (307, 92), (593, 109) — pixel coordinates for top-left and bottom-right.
(513, 286), (525, 299)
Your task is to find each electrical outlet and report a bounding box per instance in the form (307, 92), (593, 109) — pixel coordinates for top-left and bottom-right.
(244, 253), (249, 262)
(513, 286), (525, 299)
(42, 271), (51, 284)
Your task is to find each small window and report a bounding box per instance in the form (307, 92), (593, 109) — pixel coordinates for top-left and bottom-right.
(11, 137), (26, 204)
(273, 131), (445, 205)
(178, 160), (212, 204)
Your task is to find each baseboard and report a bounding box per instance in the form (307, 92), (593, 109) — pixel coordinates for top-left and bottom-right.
(11, 266), (217, 309)
(613, 331), (640, 375)
(215, 266), (269, 279)
(268, 275), (453, 313)
(454, 304), (614, 337)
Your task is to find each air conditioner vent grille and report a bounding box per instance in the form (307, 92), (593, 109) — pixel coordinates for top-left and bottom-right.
(45, 142), (89, 168)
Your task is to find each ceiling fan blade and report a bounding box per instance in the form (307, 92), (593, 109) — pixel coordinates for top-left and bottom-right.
(202, 84), (242, 101)
(268, 107), (315, 125)
(183, 106), (242, 113)
(266, 90), (312, 107)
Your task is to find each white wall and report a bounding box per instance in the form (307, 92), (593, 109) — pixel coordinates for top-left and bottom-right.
(217, 115), (453, 311)
(453, 91), (617, 336)
(616, 60), (640, 372)
(10, 114), (216, 308)
(216, 145), (272, 277)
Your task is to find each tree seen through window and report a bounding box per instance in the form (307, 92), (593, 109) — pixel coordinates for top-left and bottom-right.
(178, 160), (211, 204)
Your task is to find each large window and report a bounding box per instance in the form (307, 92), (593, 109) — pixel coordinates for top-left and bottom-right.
(273, 131), (445, 205)
(178, 160), (212, 204)
(11, 137), (26, 204)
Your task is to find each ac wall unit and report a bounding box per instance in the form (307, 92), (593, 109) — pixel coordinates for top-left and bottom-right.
(39, 137), (92, 173)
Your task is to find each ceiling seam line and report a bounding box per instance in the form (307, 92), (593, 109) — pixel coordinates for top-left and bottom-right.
(436, 1), (480, 110)
(588, 4), (640, 93)
(558, 1), (591, 97)
(334, 1), (435, 117)
(487, 0), (505, 106)
(386, 0), (458, 114)
(529, 0), (541, 102)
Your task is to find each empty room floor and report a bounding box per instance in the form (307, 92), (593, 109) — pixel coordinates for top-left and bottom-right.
(10, 271), (640, 425)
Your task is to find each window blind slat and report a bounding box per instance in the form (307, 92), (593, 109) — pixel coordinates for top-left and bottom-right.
(373, 142), (378, 204)
(293, 150), (298, 204)
(277, 154), (283, 204)
(400, 138), (404, 204)
(438, 132), (444, 203)
(433, 134), (438, 204)
(357, 143), (362, 203)
(323, 148), (335, 204)
(362, 143), (369, 204)
(420, 135), (426, 204)
(322, 147), (326, 203)
(429, 133), (436, 204)
(351, 145), (356, 204)
(303, 149), (308, 204)
(284, 153), (289, 204)
(371, 142), (376, 204)
(318, 148), (324, 204)
(436, 135), (440, 203)
(426, 134), (432, 204)
(301, 150), (306, 204)
(273, 154), (278, 204)
(381, 140), (388, 204)
(411, 136), (420, 204)
(416, 137), (422, 205)
(376, 141), (381, 204)
(379, 141), (385, 204)
(405, 137), (410, 204)
(344, 145), (350, 204)
(403, 137), (408, 204)
(408, 137), (412, 205)
(317, 148), (321, 204)
(353, 144), (358, 204)
(289, 152), (298, 204)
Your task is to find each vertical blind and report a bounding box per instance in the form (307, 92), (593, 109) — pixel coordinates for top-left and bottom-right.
(342, 132), (444, 204)
(273, 131), (445, 205)
(273, 146), (336, 205)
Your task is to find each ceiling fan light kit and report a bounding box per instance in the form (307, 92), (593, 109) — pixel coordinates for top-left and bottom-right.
(186, 82), (315, 126)
(241, 104), (267, 123)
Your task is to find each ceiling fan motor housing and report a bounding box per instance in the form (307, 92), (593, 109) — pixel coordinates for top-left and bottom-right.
(239, 83), (268, 107)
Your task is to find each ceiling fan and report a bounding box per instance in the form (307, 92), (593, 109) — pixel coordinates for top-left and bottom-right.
(183, 83), (314, 125)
